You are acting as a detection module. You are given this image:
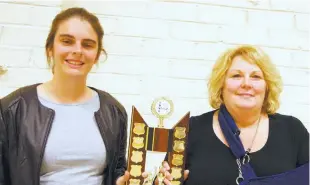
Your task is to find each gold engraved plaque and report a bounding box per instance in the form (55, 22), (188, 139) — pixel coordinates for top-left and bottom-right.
(173, 140), (185, 153)
(130, 165), (142, 177)
(129, 179), (141, 185)
(172, 154), (184, 166)
(133, 123), (145, 135)
(131, 151), (143, 163)
(171, 167), (182, 179)
(132, 137), (144, 149)
(174, 127), (186, 139)
(127, 97), (190, 185)
(171, 181), (181, 185)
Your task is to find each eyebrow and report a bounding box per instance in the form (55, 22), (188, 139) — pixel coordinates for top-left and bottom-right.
(59, 34), (97, 44)
(229, 69), (263, 74)
(59, 34), (74, 38)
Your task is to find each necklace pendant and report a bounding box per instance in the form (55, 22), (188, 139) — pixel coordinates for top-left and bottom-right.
(246, 149), (251, 154)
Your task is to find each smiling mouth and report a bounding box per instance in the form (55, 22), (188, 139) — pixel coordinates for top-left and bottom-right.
(238, 94), (254, 97)
(65, 60), (84, 66)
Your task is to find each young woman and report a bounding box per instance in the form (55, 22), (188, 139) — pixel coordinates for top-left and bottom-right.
(0, 7), (130, 185)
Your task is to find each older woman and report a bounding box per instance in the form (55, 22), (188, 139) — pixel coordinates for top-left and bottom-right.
(155, 45), (309, 185)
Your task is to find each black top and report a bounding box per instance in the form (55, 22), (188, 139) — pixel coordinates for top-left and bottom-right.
(183, 110), (309, 185)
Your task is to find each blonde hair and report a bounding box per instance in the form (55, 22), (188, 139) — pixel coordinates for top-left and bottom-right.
(207, 45), (283, 114)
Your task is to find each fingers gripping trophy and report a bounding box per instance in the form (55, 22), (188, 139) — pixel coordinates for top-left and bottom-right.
(127, 97), (190, 185)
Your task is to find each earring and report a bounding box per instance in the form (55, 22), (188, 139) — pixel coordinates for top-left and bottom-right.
(0, 65), (8, 75)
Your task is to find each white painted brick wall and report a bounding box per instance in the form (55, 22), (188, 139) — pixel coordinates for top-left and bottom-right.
(169, 22), (220, 42)
(0, 2), (32, 25)
(270, 0), (310, 13)
(291, 50), (310, 68)
(269, 29), (309, 50)
(0, 26), (49, 47)
(0, 46), (32, 67)
(247, 10), (295, 29)
(0, 2), (60, 26)
(197, 5), (248, 25)
(1, 0), (62, 7)
(295, 14), (310, 31)
(0, 68), (52, 89)
(0, 0), (309, 169)
(220, 26), (270, 46)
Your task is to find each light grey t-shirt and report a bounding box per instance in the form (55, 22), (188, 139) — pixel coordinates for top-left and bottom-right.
(39, 92), (107, 185)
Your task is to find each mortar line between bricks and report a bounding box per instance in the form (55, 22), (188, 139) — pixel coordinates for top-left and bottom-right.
(0, 45), (33, 50)
(99, 14), (228, 26)
(107, 34), (220, 43)
(0, 26), (3, 41)
(89, 72), (144, 77)
(160, 0), (310, 14)
(0, 23), (50, 29)
(223, 42), (310, 52)
(0, 2), (60, 8)
(97, 12), (246, 25)
(103, 54), (217, 61)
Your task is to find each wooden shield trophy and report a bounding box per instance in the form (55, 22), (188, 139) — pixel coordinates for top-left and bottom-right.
(127, 97), (190, 185)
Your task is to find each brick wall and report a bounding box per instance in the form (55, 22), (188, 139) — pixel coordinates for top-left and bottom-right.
(0, 0), (309, 133)
(0, 0), (309, 175)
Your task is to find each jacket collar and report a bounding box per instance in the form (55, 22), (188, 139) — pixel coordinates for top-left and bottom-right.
(21, 83), (119, 165)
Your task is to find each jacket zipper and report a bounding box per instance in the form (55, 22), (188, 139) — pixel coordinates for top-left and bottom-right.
(36, 111), (55, 185)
